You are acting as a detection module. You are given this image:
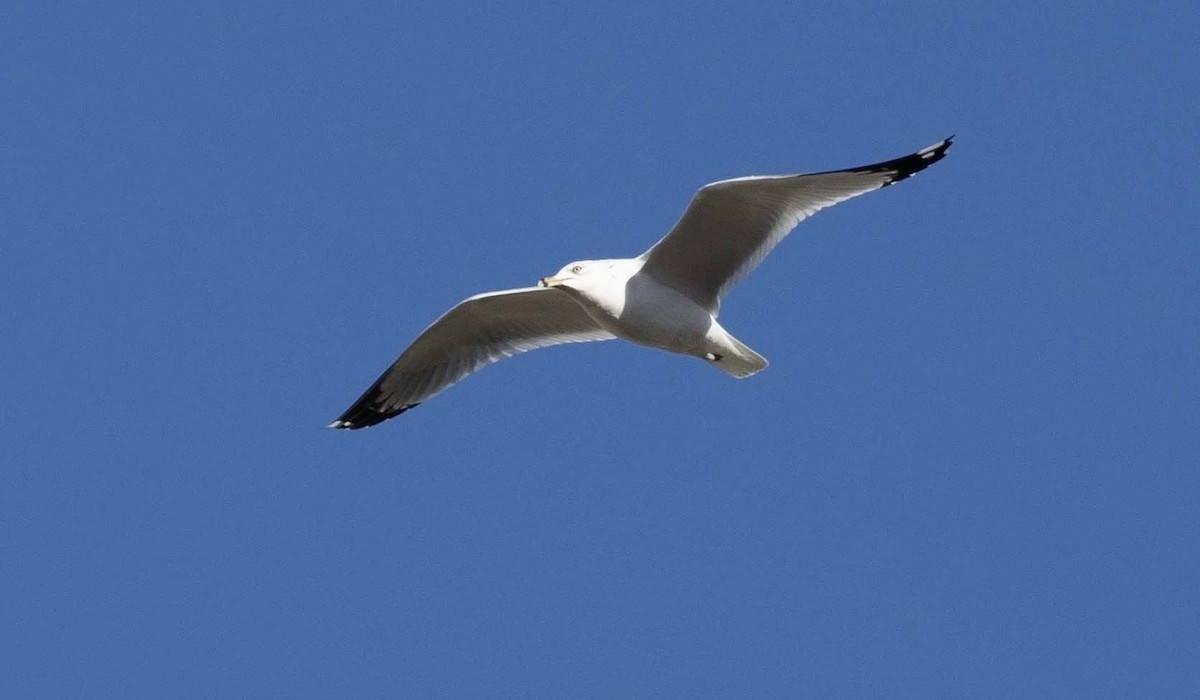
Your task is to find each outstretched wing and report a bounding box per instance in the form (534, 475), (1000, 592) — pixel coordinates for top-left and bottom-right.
(330, 287), (614, 429)
(639, 137), (953, 313)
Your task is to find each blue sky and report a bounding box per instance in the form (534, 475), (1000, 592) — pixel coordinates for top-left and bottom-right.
(4, 2), (1198, 697)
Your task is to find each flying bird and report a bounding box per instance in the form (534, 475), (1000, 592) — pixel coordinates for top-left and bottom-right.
(330, 137), (953, 429)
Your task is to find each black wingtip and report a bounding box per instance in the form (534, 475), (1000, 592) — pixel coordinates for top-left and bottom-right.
(328, 382), (421, 430)
(860, 135), (954, 187)
(328, 403), (419, 430)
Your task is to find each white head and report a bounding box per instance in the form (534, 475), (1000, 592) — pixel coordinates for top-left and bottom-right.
(538, 258), (643, 311)
(539, 259), (640, 291)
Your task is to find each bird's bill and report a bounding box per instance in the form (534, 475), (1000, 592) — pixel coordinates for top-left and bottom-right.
(538, 276), (566, 288)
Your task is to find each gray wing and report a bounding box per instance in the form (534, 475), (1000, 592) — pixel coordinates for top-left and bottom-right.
(330, 287), (614, 429)
(639, 137), (952, 313)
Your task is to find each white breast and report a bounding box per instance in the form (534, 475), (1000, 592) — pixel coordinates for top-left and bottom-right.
(594, 272), (715, 353)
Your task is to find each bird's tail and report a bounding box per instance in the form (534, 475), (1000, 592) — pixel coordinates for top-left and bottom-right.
(707, 330), (768, 379)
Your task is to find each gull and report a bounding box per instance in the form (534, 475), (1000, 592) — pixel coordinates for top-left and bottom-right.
(330, 137), (952, 429)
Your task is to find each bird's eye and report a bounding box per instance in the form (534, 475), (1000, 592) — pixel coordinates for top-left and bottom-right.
(571, 265), (583, 274)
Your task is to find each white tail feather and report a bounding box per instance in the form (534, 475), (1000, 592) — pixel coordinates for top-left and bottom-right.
(709, 333), (768, 378)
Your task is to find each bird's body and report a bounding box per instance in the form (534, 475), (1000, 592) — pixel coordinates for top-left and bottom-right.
(544, 258), (767, 377)
(331, 137), (953, 429)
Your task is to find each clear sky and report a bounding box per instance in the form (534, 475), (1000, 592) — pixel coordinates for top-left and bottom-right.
(4, 2), (1198, 697)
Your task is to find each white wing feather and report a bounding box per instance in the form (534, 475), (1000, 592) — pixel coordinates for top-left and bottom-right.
(330, 287), (614, 428)
(639, 137), (952, 313)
